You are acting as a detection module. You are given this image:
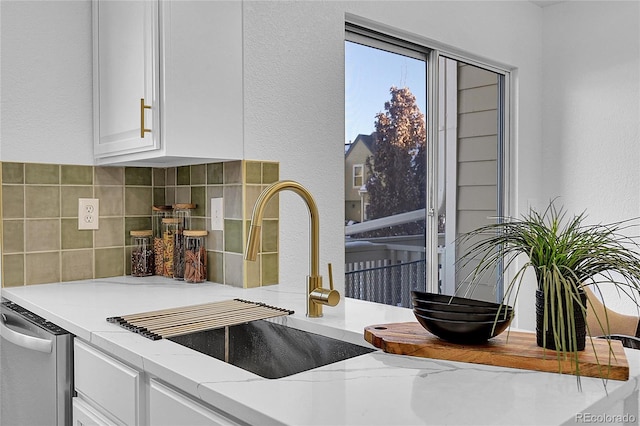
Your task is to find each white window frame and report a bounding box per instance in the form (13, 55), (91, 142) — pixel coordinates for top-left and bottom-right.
(353, 164), (364, 188)
(345, 15), (513, 299)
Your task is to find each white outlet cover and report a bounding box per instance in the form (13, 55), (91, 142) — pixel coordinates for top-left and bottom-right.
(78, 198), (99, 230)
(211, 198), (224, 231)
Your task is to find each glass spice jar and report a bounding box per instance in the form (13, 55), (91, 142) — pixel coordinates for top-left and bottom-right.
(183, 230), (208, 283)
(173, 203), (195, 231)
(152, 205), (173, 276)
(130, 230), (154, 277)
(172, 204), (195, 280)
(162, 218), (180, 278)
(173, 230), (186, 281)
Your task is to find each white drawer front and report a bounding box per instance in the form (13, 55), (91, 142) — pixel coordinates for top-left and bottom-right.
(72, 397), (118, 426)
(149, 379), (239, 426)
(74, 339), (140, 425)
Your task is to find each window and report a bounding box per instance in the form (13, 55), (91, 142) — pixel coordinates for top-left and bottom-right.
(353, 164), (363, 188)
(344, 19), (510, 307)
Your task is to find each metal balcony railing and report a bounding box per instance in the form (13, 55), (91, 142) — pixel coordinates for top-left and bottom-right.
(345, 259), (426, 308)
(344, 208), (426, 236)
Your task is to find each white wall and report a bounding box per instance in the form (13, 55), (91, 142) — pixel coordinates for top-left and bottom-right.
(0, 0), (94, 165)
(242, 1), (348, 308)
(542, 1), (640, 222)
(541, 1), (640, 317)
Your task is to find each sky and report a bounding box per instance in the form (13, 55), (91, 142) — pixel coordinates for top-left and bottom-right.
(344, 41), (427, 147)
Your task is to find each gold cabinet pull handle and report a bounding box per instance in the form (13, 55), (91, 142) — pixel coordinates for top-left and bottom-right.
(140, 98), (151, 138)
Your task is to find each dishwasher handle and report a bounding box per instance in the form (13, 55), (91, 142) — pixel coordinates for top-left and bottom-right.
(0, 314), (53, 353)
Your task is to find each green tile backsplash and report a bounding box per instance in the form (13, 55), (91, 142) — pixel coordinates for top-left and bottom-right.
(61, 249), (93, 282)
(245, 161), (262, 184)
(61, 165), (93, 185)
(207, 163), (223, 184)
(124, 166), (153, 186)
(190, 164), (206, 185)
(25, 252), (60, 285)
(224, 219), (244, 254)
(3, 254), (24, 287)
(1, 160), (279, 288)
(95, 166), (124, 186)
(177, 166), (190, 186)
(25, 186), (59, 218)
(25, 163), (59, 185)
(61, 219), (93, 250)
(3, 220), (23, 253)
(2, 186), (24, 218)
(2, 162), (24, 184)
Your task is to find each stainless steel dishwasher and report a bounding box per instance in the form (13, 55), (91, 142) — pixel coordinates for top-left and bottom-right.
(0, 299), (73, 426)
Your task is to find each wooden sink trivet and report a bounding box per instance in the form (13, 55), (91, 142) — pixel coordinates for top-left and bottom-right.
(107, 299), (294, 340)
(365, 322), (629, 381)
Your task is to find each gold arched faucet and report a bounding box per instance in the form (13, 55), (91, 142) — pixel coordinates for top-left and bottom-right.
(244, 180), (340, 317)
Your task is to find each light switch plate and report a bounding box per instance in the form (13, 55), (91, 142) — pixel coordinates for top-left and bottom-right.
(78, 198), (99, 230)
(211, 198), (224, 231)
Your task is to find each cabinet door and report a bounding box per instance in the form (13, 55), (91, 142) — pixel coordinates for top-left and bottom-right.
(93, 0), (160, 158)
(161, 0), (243, 161)
(74, 339), (140, 426)
(149, 379), (240, 426)
(72, 397), (118, 426)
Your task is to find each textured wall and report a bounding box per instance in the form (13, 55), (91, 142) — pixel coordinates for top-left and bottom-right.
(0, 1), (94, 165)
(243, 1), (347, 299)
(541, 1), (640, 317)
(542, 1), (640, 222)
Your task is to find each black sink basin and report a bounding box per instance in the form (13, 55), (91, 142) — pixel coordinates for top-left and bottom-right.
(168, 320), (375, 379)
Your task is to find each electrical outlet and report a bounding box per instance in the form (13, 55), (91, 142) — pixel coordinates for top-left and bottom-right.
(211, 198), (224, 231)
(78, 198), (99, 230)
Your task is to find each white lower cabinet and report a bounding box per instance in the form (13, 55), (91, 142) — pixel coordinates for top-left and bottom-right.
(73, 339), (241, 426)
(74, 339), (141, 425)
(149, 379), (240, 426)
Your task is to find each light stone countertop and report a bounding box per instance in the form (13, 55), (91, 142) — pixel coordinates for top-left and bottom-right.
(2, 276), (639, 426)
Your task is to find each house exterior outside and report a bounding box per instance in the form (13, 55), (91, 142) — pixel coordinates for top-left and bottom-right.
(344, 133), (375, 223)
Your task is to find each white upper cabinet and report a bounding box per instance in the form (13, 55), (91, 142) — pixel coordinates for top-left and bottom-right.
(92, 0), (243, 166)
(93, 0), (159, 160)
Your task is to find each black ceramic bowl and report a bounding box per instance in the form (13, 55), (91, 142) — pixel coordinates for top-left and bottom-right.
(411, 291), (505, 308)
(414, 311), (513, 344)
(413, 306), (513, 323)
(411, 298), (513, 315)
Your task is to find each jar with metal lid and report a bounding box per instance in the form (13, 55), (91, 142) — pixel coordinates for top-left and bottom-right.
(184, 230), (208, 283)
(162, 218), (180, 278)
(152, 205), (173, 276)
(173, 203), (196, 231)
(130, 230), (153, 277)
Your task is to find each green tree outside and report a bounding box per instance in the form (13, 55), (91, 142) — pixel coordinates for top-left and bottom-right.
(364, 86), (426, 236)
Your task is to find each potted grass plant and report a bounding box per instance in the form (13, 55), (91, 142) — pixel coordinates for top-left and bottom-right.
(457, 201), (640, 377)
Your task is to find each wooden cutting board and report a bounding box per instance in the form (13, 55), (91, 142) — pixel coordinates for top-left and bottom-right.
(364, 322), (629, 381)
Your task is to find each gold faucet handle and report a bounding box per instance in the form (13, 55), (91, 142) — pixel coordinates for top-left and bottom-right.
(309, 263), (340, 307)
(328, 263), (334, 290)
(309, 288), (340, 307)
